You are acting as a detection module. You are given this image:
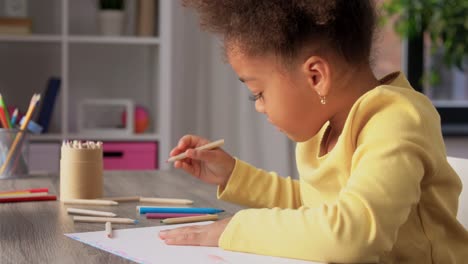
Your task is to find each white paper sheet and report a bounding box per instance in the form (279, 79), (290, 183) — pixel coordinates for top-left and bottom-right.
(65, 222), (320, 264)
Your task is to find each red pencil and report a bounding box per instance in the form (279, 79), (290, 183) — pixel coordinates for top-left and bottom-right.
(0, 107), (8, 128)
(0, 188), (49, 194)
(0, 195), (56, 203)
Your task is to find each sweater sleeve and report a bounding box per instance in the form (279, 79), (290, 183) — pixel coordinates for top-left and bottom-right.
(219, 124), (431, 263)
(217, 159), (302, 209)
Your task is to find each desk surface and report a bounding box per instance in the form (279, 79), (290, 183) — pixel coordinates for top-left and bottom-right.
(0, 171), (244, 263)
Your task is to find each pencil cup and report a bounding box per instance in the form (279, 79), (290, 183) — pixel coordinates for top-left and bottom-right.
(0, 129), (29, 179)
(60, 141), (103, 200)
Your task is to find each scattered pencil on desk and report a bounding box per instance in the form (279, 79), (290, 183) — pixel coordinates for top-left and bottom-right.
(161, 214), (219, 225)
(105, 222), (113, 238)
(146, 213), (206, 219)
(167, 139), (225, 162)
(0, 192), (49, 199)
(0, 188), (49, 195)
(67, 208), (117, 217)
(138, 206), (224, 215)
(139, 197), (194, 205)
(0, 195), (57, 203)
(62, 199), (118, 206)
(136, 205), (190, 212)
(101, 196), (140, 202)
(73, 216), (138, 224)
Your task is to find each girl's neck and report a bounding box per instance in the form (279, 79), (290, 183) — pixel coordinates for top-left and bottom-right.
(326, 65), (380, 146)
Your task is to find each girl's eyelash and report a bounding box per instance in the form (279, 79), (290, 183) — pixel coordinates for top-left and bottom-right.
(248, 92), (263, 101)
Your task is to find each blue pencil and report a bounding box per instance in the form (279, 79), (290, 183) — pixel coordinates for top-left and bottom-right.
(138, 207), (224, 215)
(10, 108), (18, 127)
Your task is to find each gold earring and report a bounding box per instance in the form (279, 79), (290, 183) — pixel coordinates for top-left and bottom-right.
(318, 93), (327, 105)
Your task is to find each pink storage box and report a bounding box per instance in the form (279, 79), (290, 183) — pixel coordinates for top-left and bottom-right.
(103, 142), (158, 170)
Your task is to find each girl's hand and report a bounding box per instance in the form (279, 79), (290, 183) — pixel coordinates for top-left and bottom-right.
(159, 217), (231, 246)
(169, 135), (235, 187)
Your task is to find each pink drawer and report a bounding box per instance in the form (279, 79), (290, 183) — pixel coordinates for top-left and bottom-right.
(103, 142), (158, 170)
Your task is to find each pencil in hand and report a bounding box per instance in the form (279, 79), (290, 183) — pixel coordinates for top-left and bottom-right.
(167, 139), (225, 163)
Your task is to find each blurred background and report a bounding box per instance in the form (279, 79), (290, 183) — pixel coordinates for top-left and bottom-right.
(0, 0), (466, 177)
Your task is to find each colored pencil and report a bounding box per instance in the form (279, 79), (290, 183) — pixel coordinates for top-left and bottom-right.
(161, 214), (219, 224)
(139, 197), (194, 205)
(0, 94), (10, 128)
(138, 207), (224, 215)
(67, 208), (117, 217)
(0, 192), (49, 198)
(0, 195), (57, 203)
(10, 108), (18, 126)
(136, 205), (190, 212)
(0, 188), (48, 194)
(0, 106), (8, 128)
(0, 94), (40, 175)
(105, 222), (113, 238)
(101, 196), (140, 202)
(73, 216), (138, 224)
(167, 139), (225, 162)
(62, 199), (118, 206)
(146, 213), (206, 219)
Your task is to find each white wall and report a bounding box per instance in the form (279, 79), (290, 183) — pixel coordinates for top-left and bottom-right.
(445, 137), (468, 159)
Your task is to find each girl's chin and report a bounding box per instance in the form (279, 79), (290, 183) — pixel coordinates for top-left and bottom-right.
(285, 132), (314, 143)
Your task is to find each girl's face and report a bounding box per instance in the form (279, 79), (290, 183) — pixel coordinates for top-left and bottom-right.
(227, 50), (329, 142)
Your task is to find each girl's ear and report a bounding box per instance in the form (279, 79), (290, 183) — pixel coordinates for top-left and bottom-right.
(302, 56), (331, 98)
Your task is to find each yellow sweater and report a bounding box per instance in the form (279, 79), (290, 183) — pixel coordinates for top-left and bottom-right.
(217, 72), (468, 263)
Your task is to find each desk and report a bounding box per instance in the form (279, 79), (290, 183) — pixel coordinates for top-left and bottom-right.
(0, 171), (244, 263)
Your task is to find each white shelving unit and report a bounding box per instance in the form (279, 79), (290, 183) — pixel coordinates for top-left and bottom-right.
(0, 0), (176, 170)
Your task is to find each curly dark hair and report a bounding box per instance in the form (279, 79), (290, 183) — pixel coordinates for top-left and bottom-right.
(182, 0), (376, 65)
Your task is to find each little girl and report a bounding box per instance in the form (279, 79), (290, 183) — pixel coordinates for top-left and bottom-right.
(159, 1), (468, 263)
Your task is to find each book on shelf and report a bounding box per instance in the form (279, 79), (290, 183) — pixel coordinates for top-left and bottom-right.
(136, 0), (157, 36)
(0, 17), (32, 35)
(36, 77), (61, 133)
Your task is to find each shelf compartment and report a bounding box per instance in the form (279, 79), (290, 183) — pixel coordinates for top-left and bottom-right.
(68, 44), (158, 136)
(68, 36), (160, 45)
(0, 35), (62, 43)
(0, 42), (62, 134)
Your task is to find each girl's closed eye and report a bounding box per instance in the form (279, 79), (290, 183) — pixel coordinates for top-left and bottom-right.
(248, 92), (263, 101)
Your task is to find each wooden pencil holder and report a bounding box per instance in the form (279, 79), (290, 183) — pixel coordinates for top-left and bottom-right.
(60, 141), (103, 200)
